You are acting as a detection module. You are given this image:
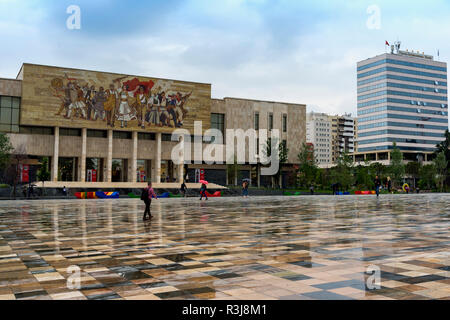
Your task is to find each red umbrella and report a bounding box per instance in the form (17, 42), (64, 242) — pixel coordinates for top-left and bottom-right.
(199, 180), (208, 185)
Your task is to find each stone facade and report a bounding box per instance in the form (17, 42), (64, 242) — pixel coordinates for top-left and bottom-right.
(0, 78), (21, 97)
(211, 97), (306, 164)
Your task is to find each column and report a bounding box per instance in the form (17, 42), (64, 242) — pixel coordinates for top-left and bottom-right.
(155, 132), (161, 183)
(106, 129), (113, 182)
(131, 131), (138, 183)
(80, 128), (87, 182)
(388, 151), (391, 162)
(51, 127), (59, 182)
(257, 164), (261, 187)
(177, 135), (184, 182)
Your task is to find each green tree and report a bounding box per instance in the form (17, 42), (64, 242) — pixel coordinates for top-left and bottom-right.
(389, 142), (405, 189)
(433, 151), (447, 192)
(37, 157), (51, 193)
(370, 162), (386, 177)
(331, 152), (354, 191)
(297, 143), (318, 188)
(263, 137), (288, 188)
(226, 155), (241, 186)
(419, 164), (436, 190)
(405, 161), (421, 189)
(355, 162), (372, 189)
(0, 133), (13, 170)
(434, 129), (450, 168)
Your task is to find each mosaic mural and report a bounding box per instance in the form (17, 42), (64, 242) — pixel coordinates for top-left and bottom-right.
(19, 64), (211, 132)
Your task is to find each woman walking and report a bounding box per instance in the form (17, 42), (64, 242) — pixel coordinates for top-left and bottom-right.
(242, 181), (249, 198)
(199, 183), (208, 201)
(141, 182), (158, 220)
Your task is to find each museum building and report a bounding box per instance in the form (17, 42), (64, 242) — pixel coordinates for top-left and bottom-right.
(0, 63), (306, 187)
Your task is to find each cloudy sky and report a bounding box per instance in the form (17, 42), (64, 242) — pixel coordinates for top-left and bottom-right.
(1, 0), (449, 116)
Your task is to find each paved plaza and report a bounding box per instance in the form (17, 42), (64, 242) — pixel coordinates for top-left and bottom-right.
(0, 195), (448, 300)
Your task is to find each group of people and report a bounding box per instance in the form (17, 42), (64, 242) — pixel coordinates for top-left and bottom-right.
(140, 179), (251, 220)
(51, 76), (192, 129)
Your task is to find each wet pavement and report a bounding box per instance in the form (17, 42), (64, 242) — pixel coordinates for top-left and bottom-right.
(0, 195), (448, 300)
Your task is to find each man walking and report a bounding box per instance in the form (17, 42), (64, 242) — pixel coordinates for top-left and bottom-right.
(141, 182), (158, 220)
(374, 175), (381, 197)
(180, 181), (187, 197)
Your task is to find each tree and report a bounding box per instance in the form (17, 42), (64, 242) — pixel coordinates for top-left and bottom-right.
(331, 152), (354, 191)
(435, 129), (450, 169)
(226, 156), (240, 186)
(0, 133), (13, 171)
(355, 162), (372, 190)
(297, 143), (318, 188)
(419, 164), (436, 190)
(433, 151), (447, 192)
(389, 142), (405, 189)
(263, 137), (288, 188)
(405, 161), (421, 189)
(370, 162), (386, 177)
(8, 145), (28, 199)
(37, 157), (51, 194)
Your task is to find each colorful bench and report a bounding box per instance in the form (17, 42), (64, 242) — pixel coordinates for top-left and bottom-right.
(75, 191), (119, 199)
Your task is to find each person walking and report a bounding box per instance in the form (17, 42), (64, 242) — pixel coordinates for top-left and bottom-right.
(180, 181), (187, 197)
(242, 181), (249, 198)
(374, 175), (381, 197)
(63, 186), (67, 197)
(387, 177), (392, 193)
(199, 183), (208, 201)
(310, 184), (314, 195)
(141, 182), (158, 220)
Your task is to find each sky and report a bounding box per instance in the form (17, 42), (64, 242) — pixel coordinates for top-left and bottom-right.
(1, 0), (449, 117)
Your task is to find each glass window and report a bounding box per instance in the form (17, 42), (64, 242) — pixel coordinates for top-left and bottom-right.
(268, 113), (273, 130)
(11, 108), (19, 125)
(113, 131), (132, 139)
(0, 96), (11, 108)
(162, 133), (173, 141)
(19, 126), (54, 135)
(87, 129), (107, 138)
(211, 113), (225, 136)
(0, 107), (11, 124)
(12, 97), (20, 109)
(60, 128), (81, 136)
(282, 114), (287, 132)
(138, 132), (155, 140)
(254, 113), (259, 130)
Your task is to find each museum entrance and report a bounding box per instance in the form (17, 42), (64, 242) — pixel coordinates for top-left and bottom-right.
(161, 160), (176, 182)
(86, 158), (103, 182)
(59, 157), (78, 182)
(112, 159), (128, 182)
(137, 160), (151, 182)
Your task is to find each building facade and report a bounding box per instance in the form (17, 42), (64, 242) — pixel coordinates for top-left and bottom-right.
(0, 63), (306, 187)
(306, 112), (332, 166)
(355, 45), (448, 164)
(330, 114), (356, 162)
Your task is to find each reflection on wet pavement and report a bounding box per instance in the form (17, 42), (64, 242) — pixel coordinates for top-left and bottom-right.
(0, 195), (448, 300)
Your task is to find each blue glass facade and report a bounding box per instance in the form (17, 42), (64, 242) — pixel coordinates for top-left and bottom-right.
(358, 121), (448, 131)
(358, 66), (447, 79)
(358, 129), (445, 138)
(356, 54), (448, 153)
(358, 58), (447, 72)
(358, 74), (447, 87)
